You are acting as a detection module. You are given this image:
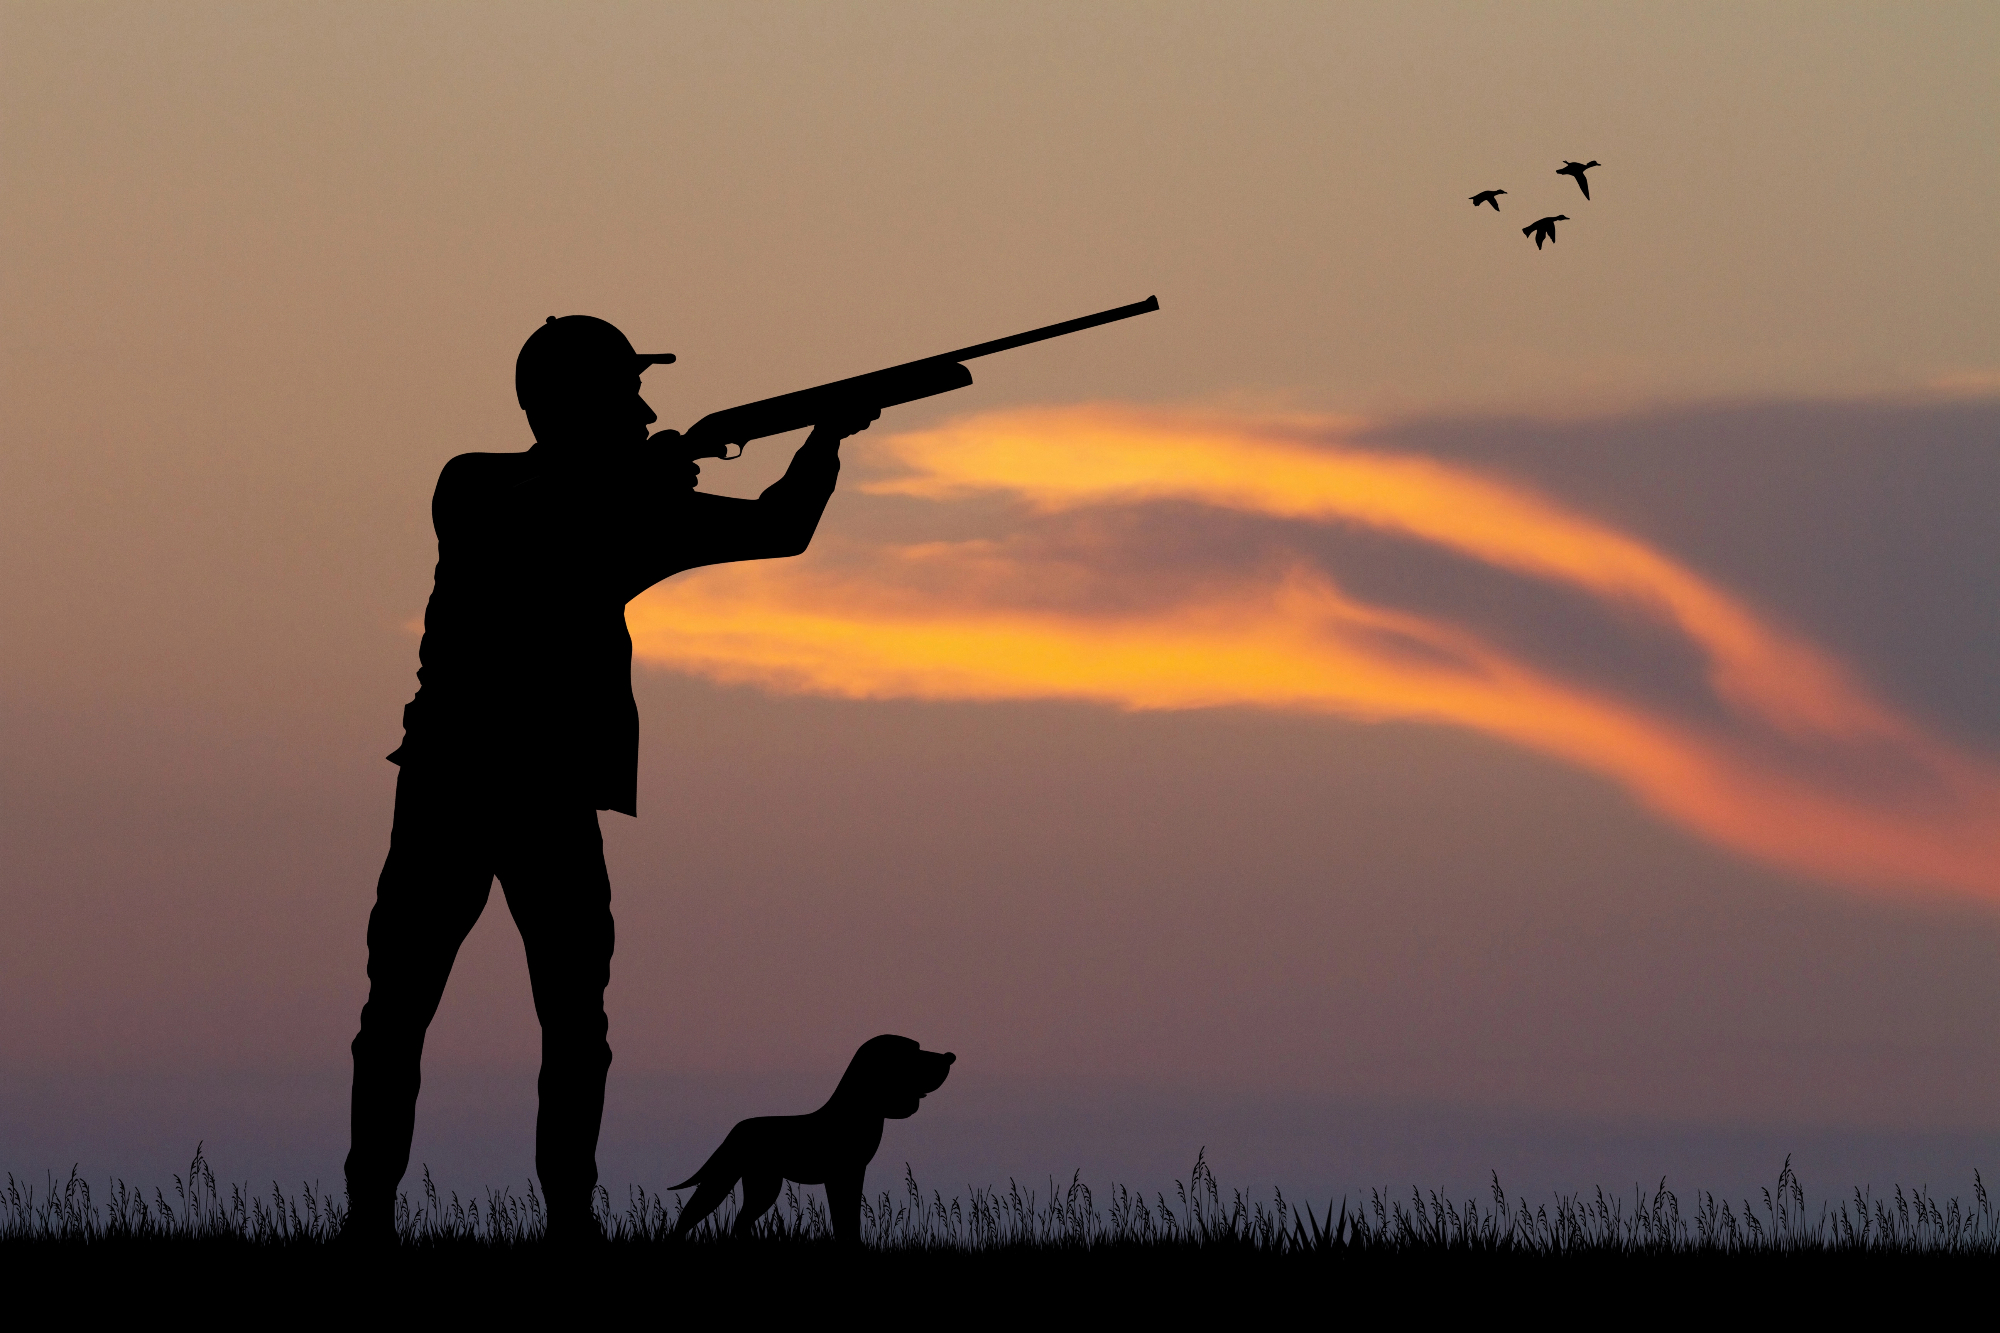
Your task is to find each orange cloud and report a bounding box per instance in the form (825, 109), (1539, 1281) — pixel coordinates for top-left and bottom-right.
(1927, 368), (2000, 399)
(629, 404), (2000, 902)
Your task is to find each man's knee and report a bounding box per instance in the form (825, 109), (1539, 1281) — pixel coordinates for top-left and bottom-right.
(538, 1005), (611, 1056)
(519, 920), (615, 1017)
(351, 1017), (426, 1073)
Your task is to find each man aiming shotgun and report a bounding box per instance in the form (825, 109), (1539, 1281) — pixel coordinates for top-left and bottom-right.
(340, 297), (1157, 1243)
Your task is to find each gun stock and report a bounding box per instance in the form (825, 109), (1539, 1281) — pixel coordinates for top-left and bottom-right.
(675, 295), (1157, 459)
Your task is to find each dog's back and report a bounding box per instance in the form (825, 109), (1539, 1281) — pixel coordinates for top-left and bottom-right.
(668, 1115), (792, 1192)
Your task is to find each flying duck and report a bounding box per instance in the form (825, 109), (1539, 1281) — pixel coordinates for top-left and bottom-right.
(1470, 189), (1507, 211)
(1556, 160), (1599, 200)
(1523, 215), (1568, 249)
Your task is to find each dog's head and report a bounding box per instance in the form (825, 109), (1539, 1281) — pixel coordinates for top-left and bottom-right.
(832, 1035), (956, 1120)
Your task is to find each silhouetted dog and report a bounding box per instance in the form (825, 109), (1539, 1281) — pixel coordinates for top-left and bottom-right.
(669, 1035), (955, 1243)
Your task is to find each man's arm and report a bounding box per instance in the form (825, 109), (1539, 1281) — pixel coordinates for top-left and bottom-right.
(619, 411), (875, 600)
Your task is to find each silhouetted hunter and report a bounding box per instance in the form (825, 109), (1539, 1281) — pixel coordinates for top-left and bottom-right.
(341, 316), (875, 1245)
(669, 1036), (955, 1243)
(1557, 160), (1599, 200)
(342, 299), (1159, 1246)
(1469, 189), (1507, 211)
(1523, 214), (1568, 249)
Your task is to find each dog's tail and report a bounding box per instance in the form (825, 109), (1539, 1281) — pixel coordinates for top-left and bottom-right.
(668, 1144), (728, 1192)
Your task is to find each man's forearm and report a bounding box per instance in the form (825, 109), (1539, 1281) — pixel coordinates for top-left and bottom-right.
(750, 432), (841, 552)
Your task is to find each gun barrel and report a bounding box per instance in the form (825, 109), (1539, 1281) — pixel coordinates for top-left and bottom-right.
(681, 295), (1158, 456)
(936, 295), (1160, 365)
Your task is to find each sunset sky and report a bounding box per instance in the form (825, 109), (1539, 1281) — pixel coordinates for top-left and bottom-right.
(4, 2), (1996, 1207)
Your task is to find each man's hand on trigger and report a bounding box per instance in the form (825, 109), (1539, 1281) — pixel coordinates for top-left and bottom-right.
(646, 428), (701, 489)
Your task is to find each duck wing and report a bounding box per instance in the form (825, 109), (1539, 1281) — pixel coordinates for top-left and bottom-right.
(1576, 171), (1590, 200)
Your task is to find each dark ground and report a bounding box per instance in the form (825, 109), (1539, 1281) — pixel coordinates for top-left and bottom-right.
(4, 1238), (1994, 1318)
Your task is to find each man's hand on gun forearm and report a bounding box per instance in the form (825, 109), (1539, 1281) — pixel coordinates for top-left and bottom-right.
(805, 405), (881, 450)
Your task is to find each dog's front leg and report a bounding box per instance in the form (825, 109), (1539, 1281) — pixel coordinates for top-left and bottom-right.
(825, 1167), (866, 1245)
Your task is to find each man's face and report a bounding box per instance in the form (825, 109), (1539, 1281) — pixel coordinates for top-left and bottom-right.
(528, 371), (658, 448)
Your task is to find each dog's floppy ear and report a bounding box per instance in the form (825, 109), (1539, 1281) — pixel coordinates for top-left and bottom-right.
(829, 1035), (921, 1112)
(851, 1034), (917, 1076)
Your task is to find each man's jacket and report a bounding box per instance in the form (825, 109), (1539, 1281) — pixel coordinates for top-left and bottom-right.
(389, 437), (837, 814)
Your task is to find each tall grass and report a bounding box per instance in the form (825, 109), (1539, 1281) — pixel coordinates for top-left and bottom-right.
(4, 1145), (1993, 1256)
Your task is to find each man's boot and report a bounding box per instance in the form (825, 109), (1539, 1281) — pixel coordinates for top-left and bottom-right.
(544, 1195), (603, 1245)
(335, 1187), (397, 1247)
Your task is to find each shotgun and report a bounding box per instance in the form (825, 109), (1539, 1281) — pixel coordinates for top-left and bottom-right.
(669, 296), (1159, 460)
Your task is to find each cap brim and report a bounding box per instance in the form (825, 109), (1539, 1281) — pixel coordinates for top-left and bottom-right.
(635, 353), (676, 367)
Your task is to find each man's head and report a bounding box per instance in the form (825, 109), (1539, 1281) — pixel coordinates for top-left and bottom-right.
(516, 315), (675, 447)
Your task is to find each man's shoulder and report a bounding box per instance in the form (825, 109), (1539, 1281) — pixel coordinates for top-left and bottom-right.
(434, 449), (534, 500)
(438, 449), (531, 483)
(430, 451), (536, 535)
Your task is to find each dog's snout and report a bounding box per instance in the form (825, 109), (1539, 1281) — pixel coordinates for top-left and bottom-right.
(907, 1048), (955, 1101)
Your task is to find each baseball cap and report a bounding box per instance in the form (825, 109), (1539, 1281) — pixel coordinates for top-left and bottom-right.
(515, 315), (675, 410)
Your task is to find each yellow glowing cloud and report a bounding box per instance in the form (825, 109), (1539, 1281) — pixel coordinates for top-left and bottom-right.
(869, 405), (1889, 740)
(629, 405), (2000, 902)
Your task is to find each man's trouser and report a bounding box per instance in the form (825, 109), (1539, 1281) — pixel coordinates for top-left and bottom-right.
(345, 765), (614, 1227)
